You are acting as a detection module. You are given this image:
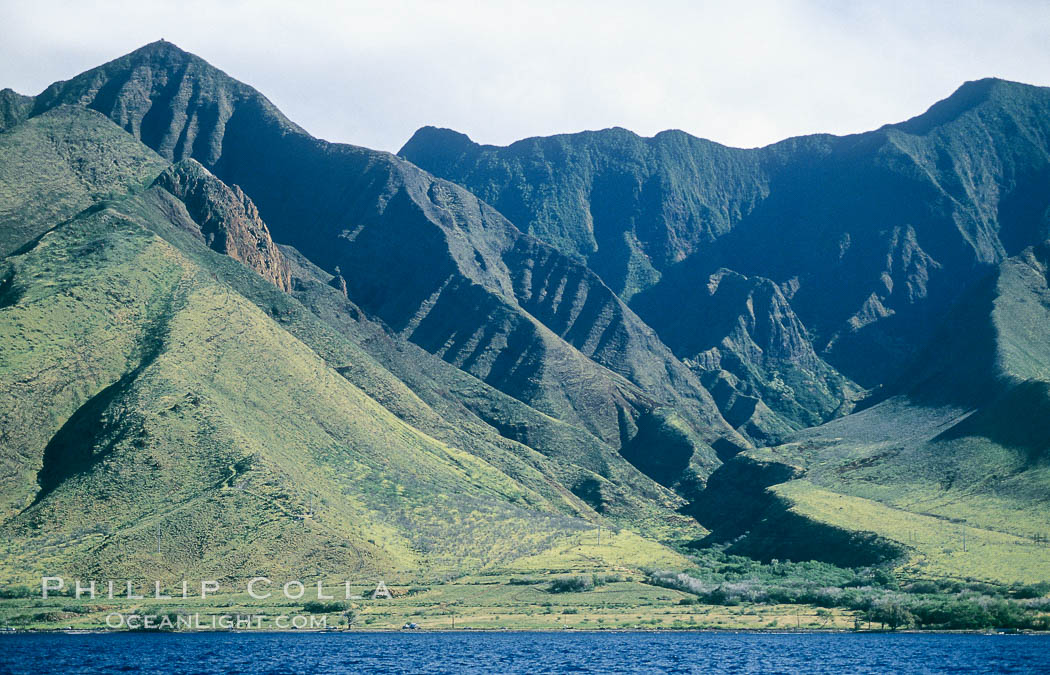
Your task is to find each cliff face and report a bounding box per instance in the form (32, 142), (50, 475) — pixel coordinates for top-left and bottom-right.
(153, 159), (291, 291)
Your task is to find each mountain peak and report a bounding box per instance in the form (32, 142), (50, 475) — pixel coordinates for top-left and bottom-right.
(891, 77), (1043, 135)
(29, 39), (305, 163)
(398, 126), (480, 169)
(96, 39), (199, 72)
(401, 126), (477, 152)
(135, 38), (180, 50)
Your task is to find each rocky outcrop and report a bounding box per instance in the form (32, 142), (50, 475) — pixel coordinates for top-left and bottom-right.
(153, 159), (291, 291)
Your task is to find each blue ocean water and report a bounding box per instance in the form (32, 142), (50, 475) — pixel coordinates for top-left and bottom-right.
(0, 631), (1047, 674)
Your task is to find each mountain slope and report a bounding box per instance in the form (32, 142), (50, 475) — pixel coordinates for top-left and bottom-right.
(0, 199), (590, 580)
(0, 105), (167, 256)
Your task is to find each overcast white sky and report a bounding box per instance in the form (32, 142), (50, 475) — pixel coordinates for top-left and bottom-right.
(2, 0), (1049, 152)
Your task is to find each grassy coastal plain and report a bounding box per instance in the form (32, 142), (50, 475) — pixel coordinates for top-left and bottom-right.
(0, 576), (866, 632)
(2, 545), (1047, 632)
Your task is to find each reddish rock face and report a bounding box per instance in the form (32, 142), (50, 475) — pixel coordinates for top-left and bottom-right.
(153, 159), (292, 292)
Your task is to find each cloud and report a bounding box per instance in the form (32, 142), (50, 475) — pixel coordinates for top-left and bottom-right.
(1, 0), (1048, 151)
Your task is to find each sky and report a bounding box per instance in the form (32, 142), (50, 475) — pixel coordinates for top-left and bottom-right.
(2, 0), (1049, 152)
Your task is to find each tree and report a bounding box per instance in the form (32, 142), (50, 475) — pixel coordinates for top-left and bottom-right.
(867, 597), (913, 630)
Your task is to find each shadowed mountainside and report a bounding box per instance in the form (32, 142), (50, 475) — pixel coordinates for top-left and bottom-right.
(401, 79), (1050, 421)
(690, 241), (1050, 581)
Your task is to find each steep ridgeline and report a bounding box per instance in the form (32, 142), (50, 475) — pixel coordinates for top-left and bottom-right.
(399, 127), (856, 439)
(682, 269), (861, 443)
(400, 78), (1050, 409)
(23, 40), (748, 490)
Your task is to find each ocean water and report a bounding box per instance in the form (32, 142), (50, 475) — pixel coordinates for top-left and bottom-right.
(0, 631), (1048, 674)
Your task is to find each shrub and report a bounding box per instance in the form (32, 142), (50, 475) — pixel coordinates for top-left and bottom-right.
(865, 597), (913, 630)
(903, 581), (940, 594)
(60, 605), (94, 615)
(870, 569), (899, 589)
(0, 585), (34, 599)
(303, 601), (350, 613)
(548, 576), (594, 593)
(1011, 582), (1050, 599)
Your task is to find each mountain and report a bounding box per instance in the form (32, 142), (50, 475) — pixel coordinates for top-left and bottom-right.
(3, 40), (1050, 584)
(21, 40), (749, 486)
(0, 104), (690, 581)
(400, 78), (1050, 419)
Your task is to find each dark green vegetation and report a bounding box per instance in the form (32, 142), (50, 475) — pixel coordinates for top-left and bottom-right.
(649, 550), (1050, 630)
(0, 40), (1048, 623)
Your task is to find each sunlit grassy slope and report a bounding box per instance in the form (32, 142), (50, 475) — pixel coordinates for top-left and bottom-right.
(773, 481), (1050, 584)
(0, 194), (688, 582)
(0, 106), (166, 256)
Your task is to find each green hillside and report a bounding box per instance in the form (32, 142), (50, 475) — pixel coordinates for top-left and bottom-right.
(0, 105), (167, 256)
(21, 40), (748, 496)
(0, 106), (691, 583)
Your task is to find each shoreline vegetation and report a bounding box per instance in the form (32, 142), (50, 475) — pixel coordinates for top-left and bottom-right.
(3, 553), (1047, 633)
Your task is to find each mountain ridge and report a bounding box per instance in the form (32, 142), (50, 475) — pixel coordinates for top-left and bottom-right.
(3, 41), (1050, 585)
(400, 76), (1050, 407)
